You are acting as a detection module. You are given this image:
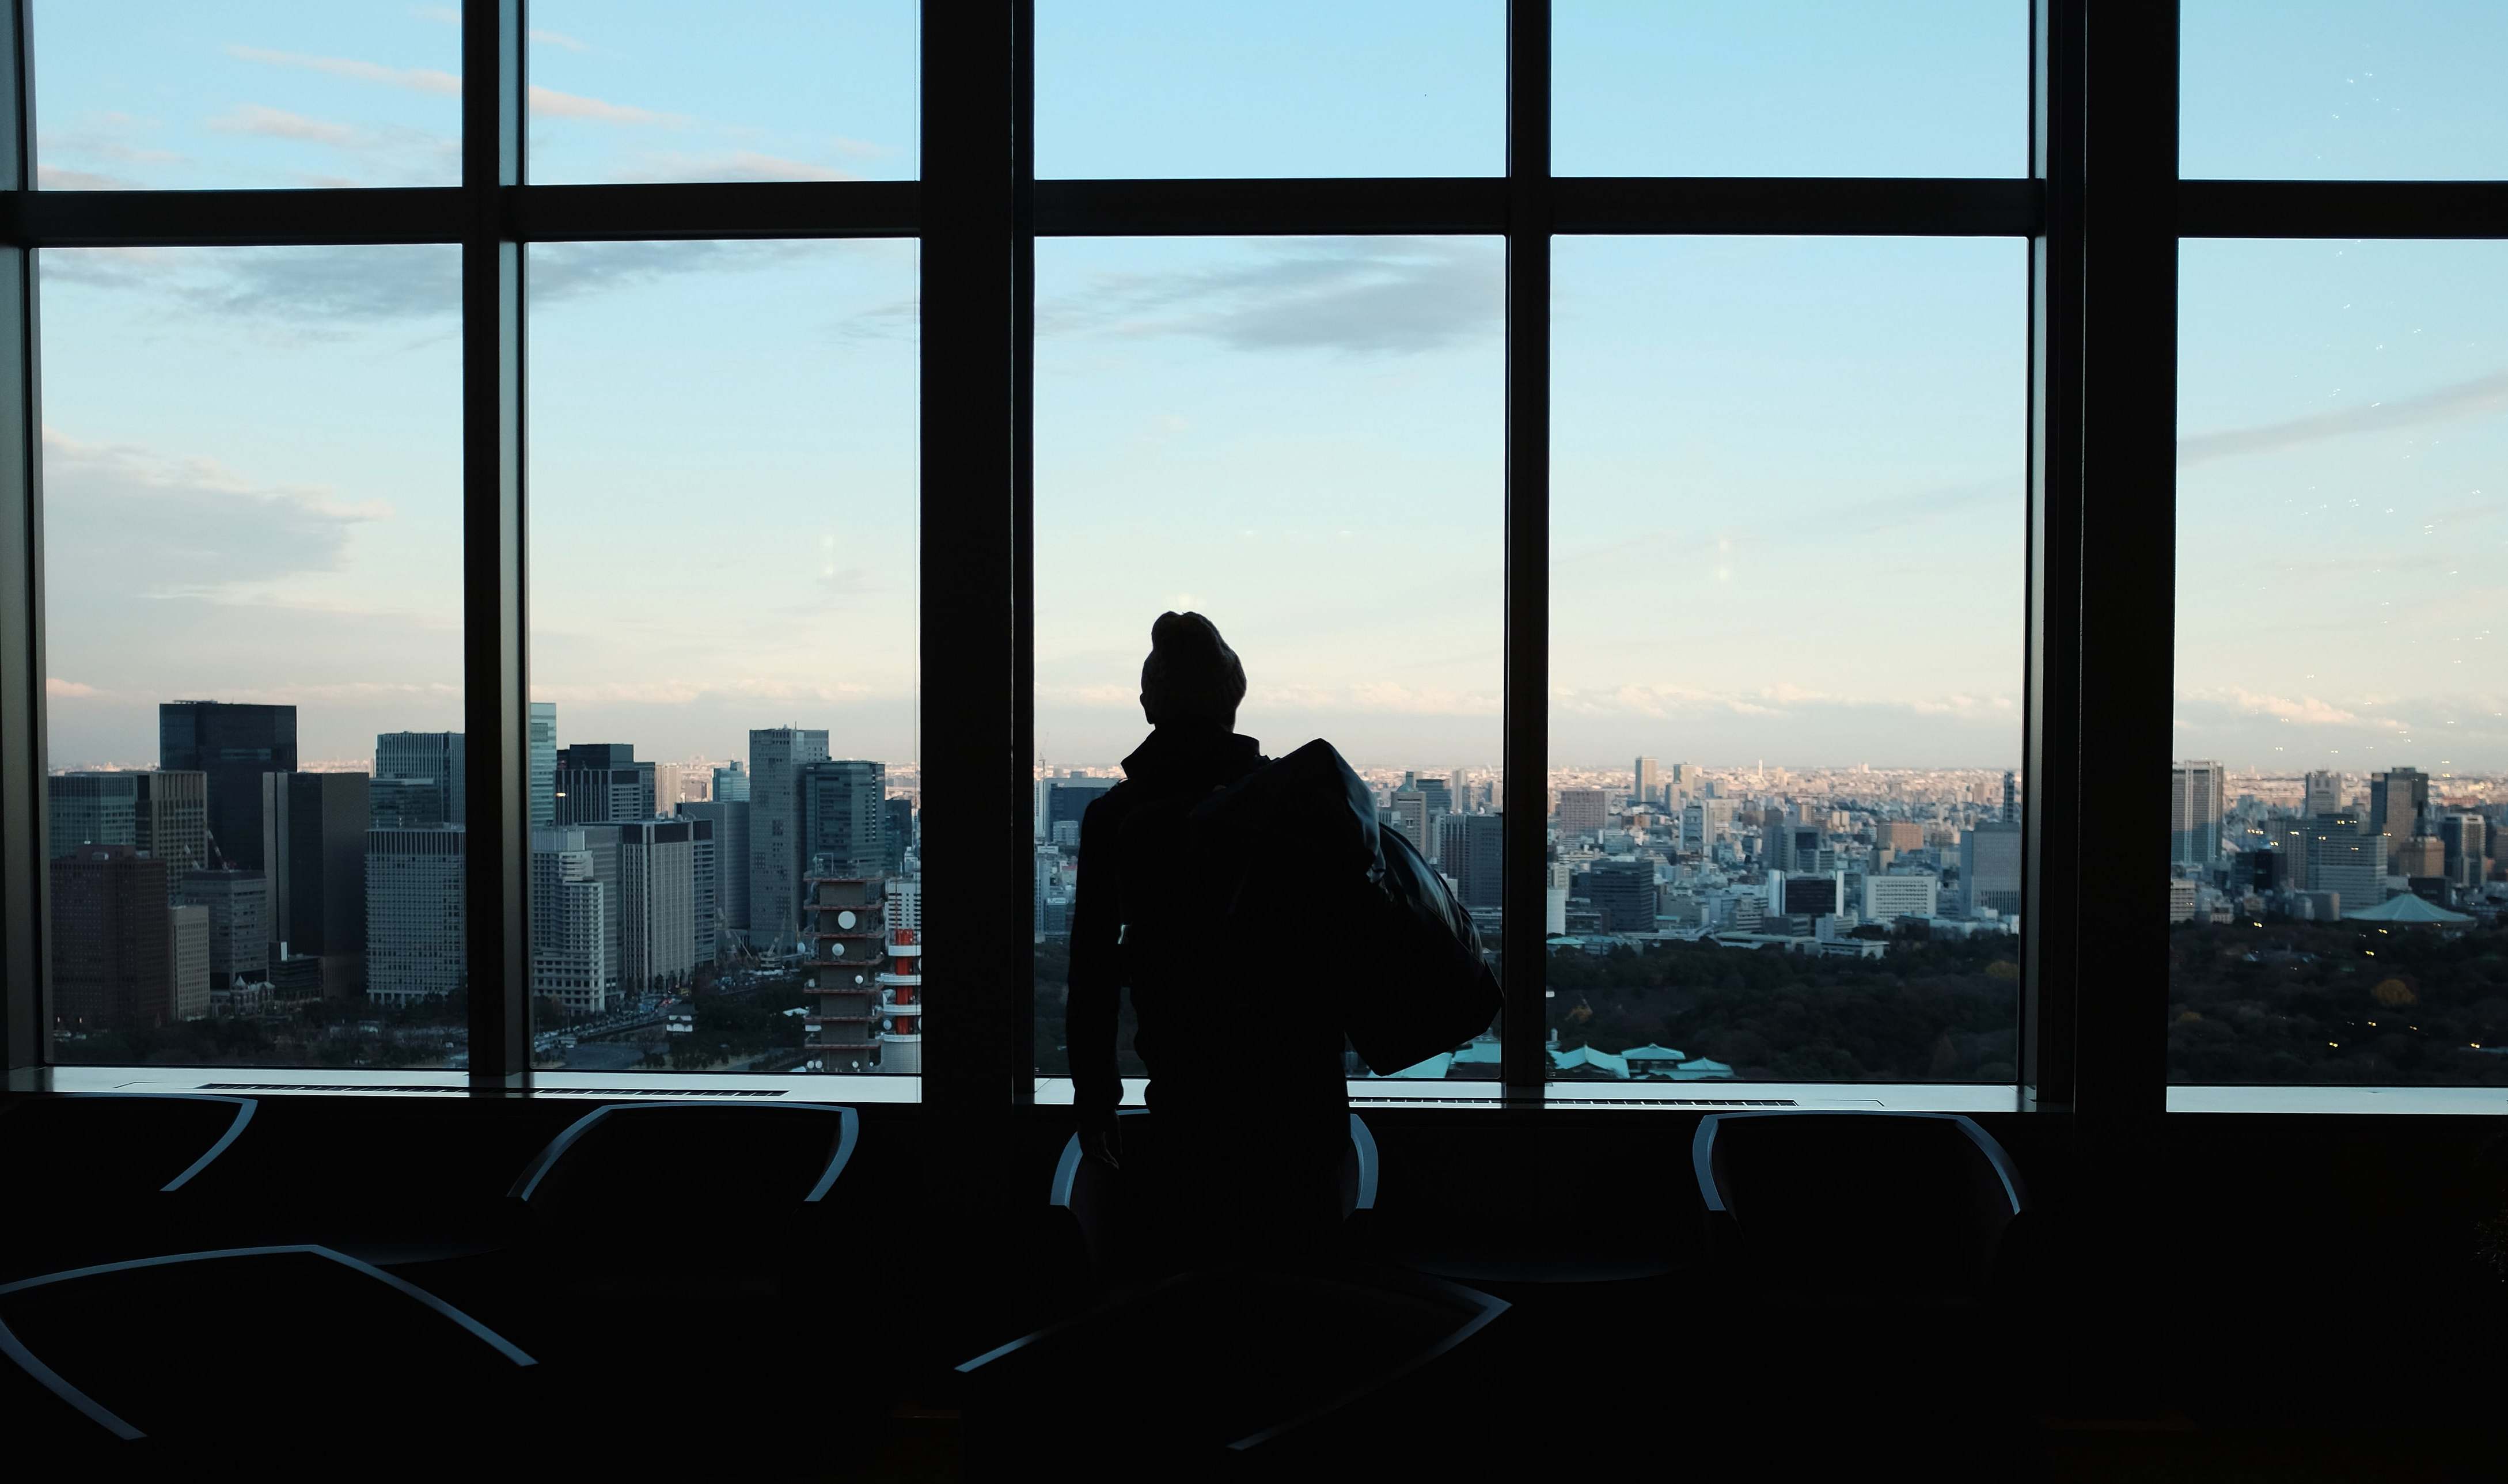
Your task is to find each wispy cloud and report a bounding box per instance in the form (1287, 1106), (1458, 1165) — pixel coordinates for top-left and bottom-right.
(526, 84), (682, 126)
(530, 28), (591, 52)
(47, 678), (100, 699)
(1041, 240), (1502, 355)
(36, 166), (136, 191)
(209, 104), (360, 147)
(226, 44), (460, 96)
(2179, 367), (2508, 465)
(609, 149), (860, 183)
(40, 430), (392, 597)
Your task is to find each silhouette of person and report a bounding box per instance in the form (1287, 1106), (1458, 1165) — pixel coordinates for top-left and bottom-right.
(1067, 612), (1350, 1273)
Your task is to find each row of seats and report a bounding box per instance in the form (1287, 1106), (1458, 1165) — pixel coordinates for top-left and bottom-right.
(0, 1095), (2033, 1470)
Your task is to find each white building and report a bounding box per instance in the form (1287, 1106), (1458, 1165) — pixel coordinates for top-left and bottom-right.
(1862, 874), (1940, 922)
(530, 829), (609, 1015)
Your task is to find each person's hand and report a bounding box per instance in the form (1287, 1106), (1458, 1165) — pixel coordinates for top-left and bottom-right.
(1079, 1109), (1122, 1171)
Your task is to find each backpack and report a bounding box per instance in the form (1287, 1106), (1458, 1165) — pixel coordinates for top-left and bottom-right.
(1189, 739), (1504, 1074)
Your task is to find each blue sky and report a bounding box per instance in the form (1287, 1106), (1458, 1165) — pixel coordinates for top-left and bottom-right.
(29, 5), (2508, 773)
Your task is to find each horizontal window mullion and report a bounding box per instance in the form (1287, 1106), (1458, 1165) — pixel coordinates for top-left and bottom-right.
(1037, 177), (1508, 235)
(15, 188), (466, 248)
(1554, 177), (2040, 236)
(2180, 179), (2508, 239)
(510, 181), (920, 242)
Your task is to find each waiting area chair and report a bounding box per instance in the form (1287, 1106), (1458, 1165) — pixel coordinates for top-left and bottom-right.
(0, 1094), (258, 1280)
(1690, 1110), (2032, 1305)
(0, 1244), (534, 1459)
(1049, 1108), (1379, 1282)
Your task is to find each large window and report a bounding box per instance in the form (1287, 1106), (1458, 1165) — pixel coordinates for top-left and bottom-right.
(526, 238), (920, 1084)
(1029, 235), (1506, 1101)
(40, 246), (464, 1068)
(1546, 236), (2025, 1099)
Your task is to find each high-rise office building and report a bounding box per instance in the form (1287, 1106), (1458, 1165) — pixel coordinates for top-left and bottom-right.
(528, 702), (557, 828)
(1557, 788), (1609, 837)
(369, 776), (449, 829)
(749, 728), (829, 956)
(366, 828), (466, 1006)
(1044, 776), (1117, 838)
(680, 799), (750, 939)
(49, 845), (172, 1030)
(375, 731), (465, 827)
(653, 761), (711, 811)
(1875, 821), (1925, 853)
(159, 701), (295, 871)
(576, 819), (710, 997)
(1769, 870), (1846, 921)
(1437, 811), (1505, 910)
(2171, 760), (2226, 871)
(2304, 810), (2385, 917)
(529, 829), (609, 1015)
(1591, 858), (1657, 932)
(2369, 768), (2431, 844)
(800, 760), (886, 879)
(2440, 814), (2489, 891)
(884, 795), (914, 874)
(261, 771), (370, 998)
(47, 771), (208, 896)
(1961, 822), (2023, 917)
(688, 814), (718, 967)
(555, 744), (657, 826)
(1390, 789), (1429, 857)
(167, 905), (210, 1021)
(1633, 757), (1662, 807)
(180, 868), (269, 993)
(2304, 770), (2343, 818)
(1771, 824), (1834, 876)
(712, 760), (749, 803)
(2002, 770), (2018, 826)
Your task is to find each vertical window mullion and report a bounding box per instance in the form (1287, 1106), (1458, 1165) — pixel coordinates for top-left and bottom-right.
(2023, 0), (2088, 1113)
(1, 0), (43, 1084)
(462, 0), (528, 1094)
(2073, 1), (2178, 1122)
(1500, 0), (1553, 1103)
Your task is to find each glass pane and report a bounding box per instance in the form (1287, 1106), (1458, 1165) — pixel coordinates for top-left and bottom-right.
(41, 246), (462, 1066)
(34, 2), (461, 189)
(526, 1), (917, 184)
(1036, 1), (1504, 179)
(527, 240), (919, 1083)
(1034, 237), (1505, 1101)
(2183, 1), (2508, 180)
(2172, 240), (2508, 1087)
(1548, 237), (2025, 1094)
(1554, 1), (2026, 178)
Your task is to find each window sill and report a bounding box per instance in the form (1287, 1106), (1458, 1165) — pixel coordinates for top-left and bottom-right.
(2168, 1086), (2508, 1115)
(31, 1065), (921, 1102)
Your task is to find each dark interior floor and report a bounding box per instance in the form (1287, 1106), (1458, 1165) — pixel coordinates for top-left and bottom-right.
(5, 1093), (2505, 1481)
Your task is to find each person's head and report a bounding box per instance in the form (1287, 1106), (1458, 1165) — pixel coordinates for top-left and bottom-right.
(1140, 611), (1246, 731)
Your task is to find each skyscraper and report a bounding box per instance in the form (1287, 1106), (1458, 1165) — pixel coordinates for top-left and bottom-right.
(1045, 776), (1117, 838)
(366, 828), (466, 1006)
(1633, 757), (1661, 807)
(748, 727), (829, 956)
(2002, 770), (2018, 826)
(47, 770), (208, 895)
(2305, 809), (2385, 917)
(50, 845), (172, 1030)
(2303, 769), (2343, 817)
(554, 744), (657, 825)
(375, 731), (465, 827)
(884, 795), (914, 874)
(581, 819), (704, 995)
(528, 701), (558, 827)
(180, 868), (270, 994)
(2368, 767), (2431, 844)
(1556, 788), (1609, 837)
(712, 760), (750, 802)
(1390, 789), (1429, 856)
(261, 771), (370, 997)
(160, 701), (296, 871)
(2440, 814), (2490, 892)
(1961, 822), (2023, 917)
(800, 760), (887, 878)
(1591, 857), (1657, 932)
(2170, 760), (2226, 871)
(680, 798), (751, 939)
(529, 829), (609, 1015)
(1437, 811), (1505, 910)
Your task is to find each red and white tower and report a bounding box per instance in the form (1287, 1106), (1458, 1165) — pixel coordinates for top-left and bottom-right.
(877, 877), (922, 1074)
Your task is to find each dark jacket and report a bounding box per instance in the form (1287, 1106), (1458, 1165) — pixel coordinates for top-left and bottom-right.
(1067, 726), (1348, 1123)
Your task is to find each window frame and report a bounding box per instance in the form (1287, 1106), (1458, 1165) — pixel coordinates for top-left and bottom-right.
(9, 2), (2486, 1119)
